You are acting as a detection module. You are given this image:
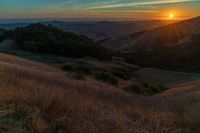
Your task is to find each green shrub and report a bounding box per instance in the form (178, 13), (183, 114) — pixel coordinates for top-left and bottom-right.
(125, 83), (142, 93)
(125, 82), (168, 95)
(62, 63), (94, 74)
(95, 72), (118, 85)
(111, 67), (133, 80)
(62, 63), (78, 71)
(143, 83), (168, 93)
(0, 28), (11, 42)
(76, 64), (93, 74)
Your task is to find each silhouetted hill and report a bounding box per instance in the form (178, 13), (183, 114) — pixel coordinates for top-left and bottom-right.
(53, 20), (176, 40)
(0, 20), (175, 40)
(102, 16), (200, 51)
(10, 24), (113, 59)
(121, 32), (200, 72)
(0, 23), (28, 29)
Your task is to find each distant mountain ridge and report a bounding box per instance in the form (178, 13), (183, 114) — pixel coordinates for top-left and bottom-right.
(47, 20), (176, 40)
(0, 20), (176, 40)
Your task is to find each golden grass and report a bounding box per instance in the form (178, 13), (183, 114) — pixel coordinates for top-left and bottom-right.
(0, 53), (199, 133)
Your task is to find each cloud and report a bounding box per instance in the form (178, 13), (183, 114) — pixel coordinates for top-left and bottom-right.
(93, 10), (160, 13)
(86, 0), (198, 10)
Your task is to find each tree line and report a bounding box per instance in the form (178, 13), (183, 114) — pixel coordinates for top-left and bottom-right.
(1, 24), (113, 60)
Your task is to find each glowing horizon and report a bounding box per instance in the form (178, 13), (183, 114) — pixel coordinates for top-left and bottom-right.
(0, 0), (200, 20)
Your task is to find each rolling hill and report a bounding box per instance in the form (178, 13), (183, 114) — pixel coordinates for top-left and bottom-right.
(120, 32), (200, 72)
(51, 20), (176, 41)
(0, 52), (199, 133)
(135, 68), (199, 86)
(101, 16), (200, 72)
(0, 20), (176, 41)
(0, 24), (113, 59)
(0, 18), (199, 133)
(102, 16), (200, 51)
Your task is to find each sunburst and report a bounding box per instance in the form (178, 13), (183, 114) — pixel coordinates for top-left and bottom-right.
(169, 13), (174, 19)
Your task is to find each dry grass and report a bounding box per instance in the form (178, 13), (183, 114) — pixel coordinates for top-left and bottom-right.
(0, 53), (199, 133)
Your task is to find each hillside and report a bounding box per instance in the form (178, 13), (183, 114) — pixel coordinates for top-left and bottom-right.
(0, 20), (176, 41)
(0, 18), (199, 133)
(102, 16), (200, 51)
(0, 52), (199, 133)
(135, 68), (198, 86)
(121, 32), (200, 72)
(1, 24), (112, 60)
(101, 16), (200, 72)
(53, 20), (176, 40)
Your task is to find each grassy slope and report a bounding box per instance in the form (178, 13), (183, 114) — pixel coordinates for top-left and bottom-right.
(135, 68), (200, 86)
(0, 52), (199, 133)
(0, 39), (75, 64)
(158, 79), (200, 101)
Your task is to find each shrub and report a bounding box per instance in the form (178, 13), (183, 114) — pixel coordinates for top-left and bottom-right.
(62, 63), (78, 71)
(95, 72), (118, 85)
(76, 64), (94, 74)
(62, 63), (94, 74)
(111, 67), (133, 80)
(125, 82), (168, 95)
(0, 28), (11, 42)
(125, 83), (142, 93)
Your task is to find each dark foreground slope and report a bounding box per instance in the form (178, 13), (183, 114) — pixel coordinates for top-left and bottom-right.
(0, 52), (199, 133)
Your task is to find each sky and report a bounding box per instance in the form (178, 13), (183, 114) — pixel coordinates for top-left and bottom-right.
(0, 0), (200, 20)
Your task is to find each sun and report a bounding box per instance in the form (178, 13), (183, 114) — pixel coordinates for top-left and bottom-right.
(169, 13), (174, 19)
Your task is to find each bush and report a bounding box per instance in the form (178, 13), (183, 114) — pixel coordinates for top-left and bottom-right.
(0, 29), (11, 42)
(76, 65), (93, 74)
(111, 67), (133, 80)
(125, 83), (141, 93)
(62, 63), (94, 74)
(125, 82), (168, 95)
(143, 83), (168, 93)
(62, 63), (78, 71)
(95, 72), (118, 85)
